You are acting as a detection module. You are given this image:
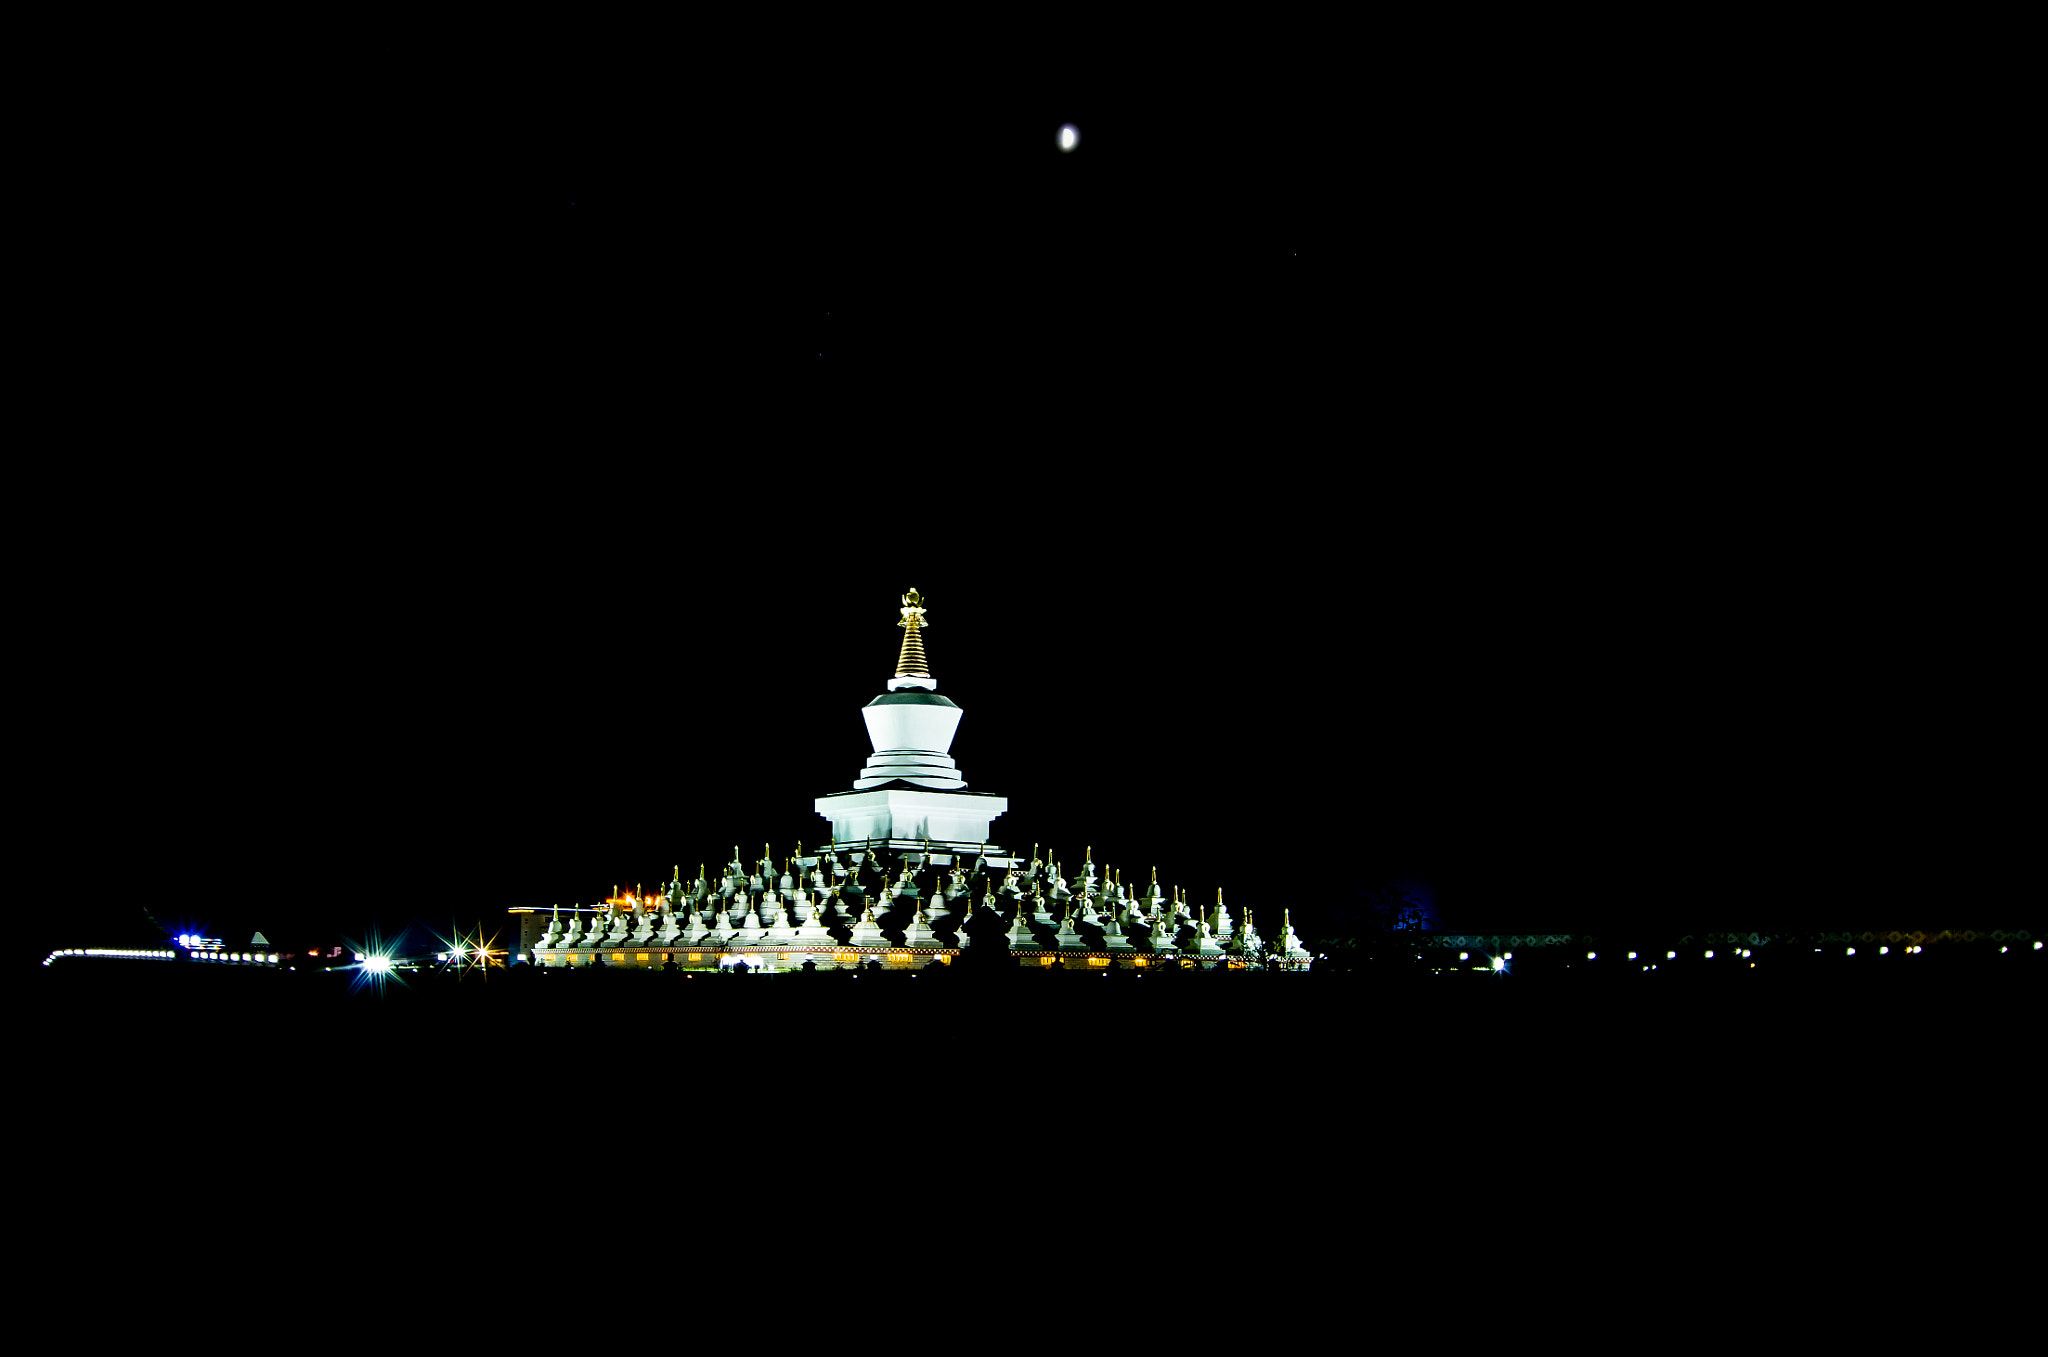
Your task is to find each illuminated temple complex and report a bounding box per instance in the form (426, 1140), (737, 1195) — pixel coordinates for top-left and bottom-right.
(517, 590), (1312, 973)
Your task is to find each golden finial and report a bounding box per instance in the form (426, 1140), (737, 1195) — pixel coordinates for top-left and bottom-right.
(894, 588), (932, 678)
(1086, 846), (1092, 863)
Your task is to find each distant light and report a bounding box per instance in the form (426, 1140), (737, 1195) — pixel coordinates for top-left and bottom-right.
(1742, 948), (1752, 958)
(1503, 952), (1513, 960)
(363, 956), (392, 975)
(1667, 951), (1676, 960)
(1587, 951), (1597, 960)
(2036, 941), (2043, 950)
(1847, 947), (1857, 956)
(1058, 124), (1079, 151)
(1880, 946), (1889, 955)
(1705, 950), (1714, 959)
(1628, 951), (1638, 960)
(1459, 951), (1468, 961)
(1491, 956), (1506, 972)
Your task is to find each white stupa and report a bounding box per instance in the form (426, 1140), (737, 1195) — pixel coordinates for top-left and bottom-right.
(517, 588), (1311, 972)
(812, 588), (1010, 851)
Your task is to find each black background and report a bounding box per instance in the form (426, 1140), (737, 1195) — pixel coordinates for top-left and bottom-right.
(22, 26), (2039, 1320)
(34, 21), (2032, 969)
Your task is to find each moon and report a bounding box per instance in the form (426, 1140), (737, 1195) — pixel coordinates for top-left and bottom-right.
(1058, 124), (1079, 152)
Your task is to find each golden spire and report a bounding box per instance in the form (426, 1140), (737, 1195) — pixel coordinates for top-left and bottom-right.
(894, 588), (932, 678)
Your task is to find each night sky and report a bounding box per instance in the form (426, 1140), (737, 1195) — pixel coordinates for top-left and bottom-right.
(42, 36), (2020, 971)
(26, 41), (2040, 1325)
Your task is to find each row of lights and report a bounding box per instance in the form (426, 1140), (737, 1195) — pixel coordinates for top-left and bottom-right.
(194, 951), (280, 964)
(1448, 940), (2038, 974)
(42, 948), (176, 966)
